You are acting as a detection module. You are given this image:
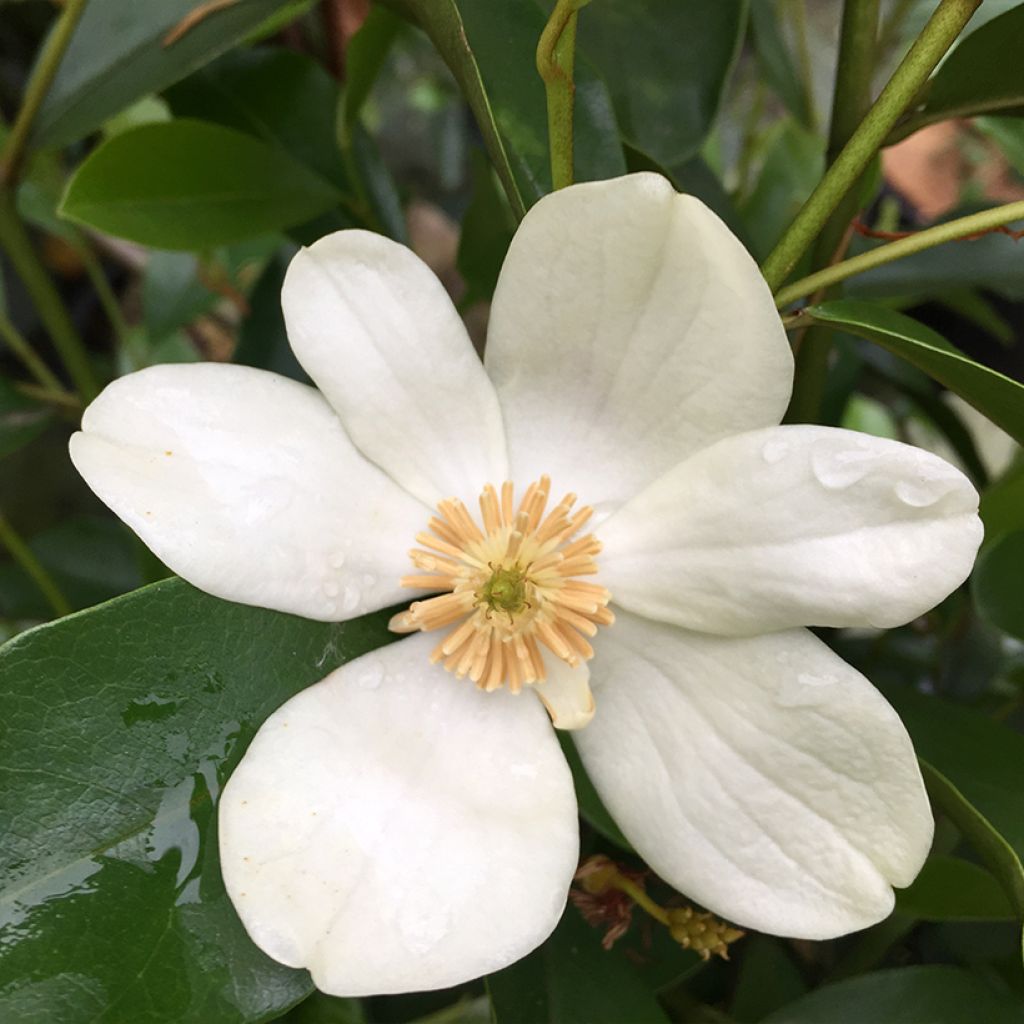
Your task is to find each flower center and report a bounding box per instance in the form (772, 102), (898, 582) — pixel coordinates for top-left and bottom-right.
(390, 475), (613, 693)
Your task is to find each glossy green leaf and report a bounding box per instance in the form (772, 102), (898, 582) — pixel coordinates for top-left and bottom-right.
(143, 251), (218, 340)
(761, 966), (1024, 1024)
(895, 855), (1014, 922)
(577, 0), (747, 167)
(60, 120), (341, 250)
(973, 530), (1024, 640)
(0, 577), (400, 1023)
(729, 935), (807, 1023)
(980, 464), (1024, 542)
(457, 150), (516, 306)
(165, 49), (347, 191)
(901, 5), (1024, 137)
(558, 734), (629, 851)
(275, 991), (365, 1024)
(341, 7), (402, 139)
(886, 688), (1024, 921)
(33, 0), (297, 148)
(487, 908), (669, 1024)
(0, 378), (52, 461)
(806, 300), (1024, 448)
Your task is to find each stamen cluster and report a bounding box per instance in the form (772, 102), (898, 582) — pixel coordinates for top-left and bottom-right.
(390, 476), (613, 692)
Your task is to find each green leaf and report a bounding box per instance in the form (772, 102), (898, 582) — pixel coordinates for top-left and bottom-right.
(577, 0), (747, 168)
(487, 908), (669, 1024)
(558, 734), (630, 851)
(729, 935), (807, 1023)
(60, 119), (341, 250)
(761, 966), (1024, 1024)
(0, 379), (52, 461)
(143, 251), (219, 340)
(973, 530), (1024, 640)
(902, 5), (1024, 136)
(980, 464), (1024, 542)
(457, 150), (516, 306)
(895, 855), (1014, 922)
(0, 577), (400, 1023)
(33, 0), (299, 148)
(886, 688), (1024, 923)
(165, 49), (348, 191)
(341, 7), (403, 139)
(806, 300), (1024, 448)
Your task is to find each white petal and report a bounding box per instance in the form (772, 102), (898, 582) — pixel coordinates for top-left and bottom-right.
(70, 363), (426, 621)
(534, 656), (595, 731)
(575, 613), (933, 939)
(282, 230), (507, 508)
(219, 632), (579, 996)
(599, 425), (983, 635)
(485, 173), (793, 516)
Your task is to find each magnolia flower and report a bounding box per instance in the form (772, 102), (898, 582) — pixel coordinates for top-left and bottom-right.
(70, 173), (982, 997)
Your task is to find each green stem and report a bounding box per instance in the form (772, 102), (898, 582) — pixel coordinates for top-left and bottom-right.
(14, 380), (81, 411)
(775, 199), (1024, 307)
(0, 188), (99, 401)
(0, 0), (88, 186)
(761, 0), (982, 292)
(536, 0), (590, 191)
(0, 308), (65, 393)
(786, 0), (879, 424)
(0, 512), (72, 618)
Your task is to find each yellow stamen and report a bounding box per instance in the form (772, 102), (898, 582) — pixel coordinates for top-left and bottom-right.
(393, 477), (613, 692)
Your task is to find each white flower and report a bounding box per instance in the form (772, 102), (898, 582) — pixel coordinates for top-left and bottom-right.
(70, 173), (983, 997)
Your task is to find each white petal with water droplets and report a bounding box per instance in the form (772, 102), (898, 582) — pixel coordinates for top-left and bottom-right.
(575, 612), (933, 939)
(599, 425), (982, 634)
(282, 229), (507, 507)
(485, 173), (793, 517)
(70, 363), (426, 620)
(220, 632), (579, 996)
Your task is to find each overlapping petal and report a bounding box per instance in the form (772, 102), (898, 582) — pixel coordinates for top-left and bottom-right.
(219, 633), (579, 996)
(534, 656), (595, 731)
(574, 612), (933, 939)
(70, 363), (426, 621)
(282, 229), (507, 507)
(599, 425), (983, 635)
(485, 172), (794, 516)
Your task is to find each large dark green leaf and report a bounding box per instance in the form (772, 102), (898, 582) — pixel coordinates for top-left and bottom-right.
(576, 0), (747, 168)
(897, 5), (1024, 139)
(887, 688), (1024, 923)
(487, 908), (669, 1024)
(748, 2), (815, 128)
(895, 855), (1014, 921)
(33, 0), (296, 148)
(60, 119), (341, 250)
(0, 578), (399, 1023)
(457, 150), (516, 307)
(806, 301), (1024, 448)
(761, 966), (1024, 1024)
(973, 530), (1024, 641)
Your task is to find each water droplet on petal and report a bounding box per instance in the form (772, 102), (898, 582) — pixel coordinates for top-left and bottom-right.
(775, 671), (838, 707)
(811, 442), (877, 489)
(323, 581), (339, 597)
(356, 659), (384, 690)
(341, 585), (360, 613)
(761, 438), (790, 464)
(894, 476), (954, 508)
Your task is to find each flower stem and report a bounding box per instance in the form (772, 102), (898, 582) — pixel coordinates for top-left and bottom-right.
(0, 0), (88, 187)
(775, 199), (1024, 308)
(0, 188), (99, 401)
(536, 0), (591, 191)
(0, 511), (72, 618)
(0, 308), (65, 393)
(761, 0), (982, 293)
(786, 0), (879, 424)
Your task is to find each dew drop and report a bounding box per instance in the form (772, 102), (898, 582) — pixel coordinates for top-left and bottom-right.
(761, 438), (790, 464)
(357, 659), (384, 690)
(361, 573), (377, 589)
(775, 671), (838, 707)
(341, 585), (360, 613)
(894, 477), (952, 508)
(323, 581), (340, 597)
(811, 443), (877, 489)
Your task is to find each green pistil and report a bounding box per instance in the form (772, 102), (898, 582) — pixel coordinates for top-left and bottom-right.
(479, 566), (529, 615)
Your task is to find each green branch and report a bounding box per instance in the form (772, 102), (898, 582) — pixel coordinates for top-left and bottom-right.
(536, 0), (591, 191)
(0, 512), (72, 618)
(775, 200), (1024, 308)
(0, 309), (66, 394)
(761, 0), (982, 292)
(0, 0), (88, 187)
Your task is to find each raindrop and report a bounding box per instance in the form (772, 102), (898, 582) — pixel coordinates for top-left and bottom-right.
(761, 438), (790, 464)
(775, 672), (838, 707)
(357, 659), (384, 690)
(894, 477), (951, 508)
(121, 693), (179, 726)
(323, 581), (340, 597)
(810, 443), (877, 489)
(341, 585), (360, 613)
